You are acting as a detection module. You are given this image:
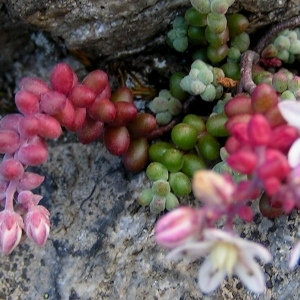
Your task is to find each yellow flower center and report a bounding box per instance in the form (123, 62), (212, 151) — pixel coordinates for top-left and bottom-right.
(210, 241), (238, 277)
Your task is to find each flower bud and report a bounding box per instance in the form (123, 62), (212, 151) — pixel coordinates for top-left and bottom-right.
(24, 205), (50, 246)
(17, 192), (42, 208)
(0, 209), (24, 254)
(17, 190), (35, 206)
(17, 172), (45, 191)
(192, 170), (234, 205)
(155, 206), (203, 248)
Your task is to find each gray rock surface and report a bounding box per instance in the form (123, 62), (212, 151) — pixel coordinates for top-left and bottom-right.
(0, 141), (300, 300)
(1, 1), (300, 299)
(2, 0), (300, 60)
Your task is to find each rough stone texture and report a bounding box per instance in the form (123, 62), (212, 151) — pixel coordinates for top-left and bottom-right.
(1, 141), (300, 300)
(1, 1), (300, 299)
(2, 0), (300, 60)
(3, 0), (190, 59)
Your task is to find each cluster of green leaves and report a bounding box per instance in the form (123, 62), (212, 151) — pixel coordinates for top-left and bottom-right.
(147, 89), (182, 125)
(138, 108), (232, 213)
(167, 4), (250, 71)
(262, 28), (300, 64)
(179, 59), (225, 101)
(137, 2), (253, 212)
(253, 67), (300, 99)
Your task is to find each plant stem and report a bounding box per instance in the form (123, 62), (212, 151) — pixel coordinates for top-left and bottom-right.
(237, 50), (259, 94)
(238, 15), (300, 95)
(5, 181), (17, 211)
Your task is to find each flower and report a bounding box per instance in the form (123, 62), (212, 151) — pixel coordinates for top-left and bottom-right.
(278, 100), (300, 167)
(278, 100), (300, 130)
(23, 205), (50, 246)
(155, 206), (205, 249)
(0, 209), (24, 254)
(192, 170), (235, 206)
(286, 138), (300, 168)
(167, 229), (272, 294)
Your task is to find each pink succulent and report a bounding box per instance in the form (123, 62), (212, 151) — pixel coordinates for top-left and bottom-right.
(0, 209), (24, 254)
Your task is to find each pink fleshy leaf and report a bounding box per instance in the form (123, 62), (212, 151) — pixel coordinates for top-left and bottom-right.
(18, 115), (40, 138)
(0, 130), (21, 154)
(0, 158), (24, 181)
(18, 172), (45, 191)
(50, 63), (75, 95)
(15, 90), (40, 115)
(35, 113), (62, 139)
(19, 77), (50, 96)
(40, 91), (67, 115)
(247, 114), (271, 146)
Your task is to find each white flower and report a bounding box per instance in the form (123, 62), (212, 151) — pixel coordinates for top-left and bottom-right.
(278, 100), (300, 130)
(167, 228), (272, 294)
(278, 100), (300, 167)
(289, 240), (300, 269)
(287, 138), (300, 168)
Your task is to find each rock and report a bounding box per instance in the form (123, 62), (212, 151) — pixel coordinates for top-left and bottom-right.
(1, 1), (300, 299)
(0, 141), (300, 299)
(3, 0), (190, 59)
(2, 0), (300, 60)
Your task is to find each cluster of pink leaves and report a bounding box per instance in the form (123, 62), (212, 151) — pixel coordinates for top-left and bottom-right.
(225, 83), (300, 213)
(0, 63), (112, 254)
(154, 82), (300, 293)
(156, 82), (300, 251)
